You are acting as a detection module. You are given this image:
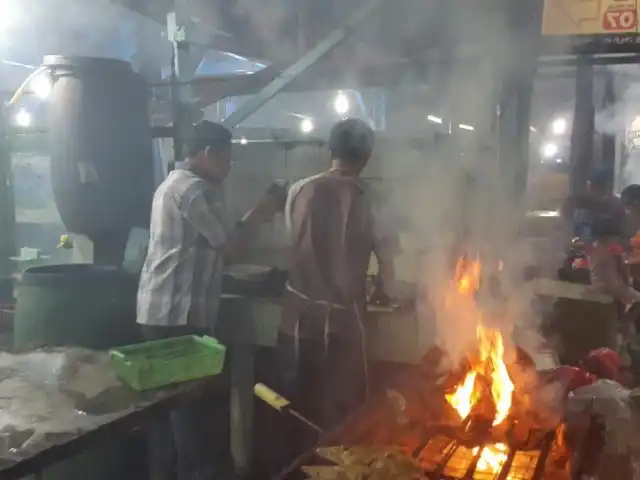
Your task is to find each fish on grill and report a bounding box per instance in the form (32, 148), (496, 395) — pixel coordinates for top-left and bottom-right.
(303, 446), (426, 479)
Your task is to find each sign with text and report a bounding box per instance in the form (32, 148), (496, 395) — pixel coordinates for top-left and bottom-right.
(542, 0), (639, 36)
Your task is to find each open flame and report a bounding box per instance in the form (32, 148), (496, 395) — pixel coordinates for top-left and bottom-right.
(444, 257), (515, 474)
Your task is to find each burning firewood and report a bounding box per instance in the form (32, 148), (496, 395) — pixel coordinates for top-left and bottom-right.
(287, 256), (574, 480)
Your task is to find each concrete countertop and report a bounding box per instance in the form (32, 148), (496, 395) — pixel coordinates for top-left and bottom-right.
(217, 295), (429, 363)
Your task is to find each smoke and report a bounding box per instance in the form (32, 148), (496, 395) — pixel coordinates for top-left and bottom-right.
(595, 75), (640, 186)
(369, 66), (541, 366)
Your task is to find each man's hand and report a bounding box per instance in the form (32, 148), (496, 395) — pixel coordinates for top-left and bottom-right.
(369, 286), (392, 306)
(244, 182), (288, 225)
(266, 181), (288, 210)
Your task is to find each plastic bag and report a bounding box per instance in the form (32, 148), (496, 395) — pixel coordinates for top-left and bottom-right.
(567, 380), (632, 456)
(0, 348), (137, 462)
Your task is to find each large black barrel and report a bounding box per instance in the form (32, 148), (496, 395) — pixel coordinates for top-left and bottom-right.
(45, 56), (154, 247)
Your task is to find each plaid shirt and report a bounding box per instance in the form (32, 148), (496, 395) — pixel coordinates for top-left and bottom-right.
(137, 168), (232, 328)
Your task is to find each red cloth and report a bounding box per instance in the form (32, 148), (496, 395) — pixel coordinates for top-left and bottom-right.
(581, 348), (622, 383)
(549, 366), (597, 395)
(573, 242), (626, 270)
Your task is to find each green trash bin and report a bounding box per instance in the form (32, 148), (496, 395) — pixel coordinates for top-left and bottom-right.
(14, 263), (140, 480)
(14, 264), (139, 350)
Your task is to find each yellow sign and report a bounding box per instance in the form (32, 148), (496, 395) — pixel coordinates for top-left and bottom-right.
(542, 0), (640, 36)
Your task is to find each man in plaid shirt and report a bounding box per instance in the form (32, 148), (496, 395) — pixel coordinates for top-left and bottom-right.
(137, 120), (283, 480)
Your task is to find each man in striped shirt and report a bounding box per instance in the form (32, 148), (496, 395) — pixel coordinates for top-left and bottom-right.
(137, 120), (283, 480)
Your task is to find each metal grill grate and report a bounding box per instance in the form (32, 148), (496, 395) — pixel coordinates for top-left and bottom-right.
(414, 429), (558, 480)
(281, 350), (571, 480)
(290, 423), (567, 480)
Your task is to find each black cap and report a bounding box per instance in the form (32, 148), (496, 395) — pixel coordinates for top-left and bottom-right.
(186, 121), (232, 158)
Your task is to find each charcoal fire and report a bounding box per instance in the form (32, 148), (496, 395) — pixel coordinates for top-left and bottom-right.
(284, 258), (572, 480)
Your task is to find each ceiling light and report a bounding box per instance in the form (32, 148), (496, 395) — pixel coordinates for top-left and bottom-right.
(427, 115), (443, 124)
(551, 117), (567, 135)
(333, 92), (350, 115)
(300, 118), (314, 134)
(541, 142), (558, 158)
(459, 124), (474, 131)
(14, 108), (32, 128)
(30, 73), (52, 100)
(240, 137), (248, 145)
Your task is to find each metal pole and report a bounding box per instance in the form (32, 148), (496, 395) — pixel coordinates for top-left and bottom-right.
(221, 0), (390, 128)
(0, 102), (15, 299)
(569, 61), (595, 196)
(600, 68), (616, 183)
(167, 0), (204, 168)
(496, 0), (543, 205)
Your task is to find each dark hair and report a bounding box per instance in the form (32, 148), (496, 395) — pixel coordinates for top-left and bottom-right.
(621, 184), (640, 208)
(328, 118), (375, 162)
(186, 121), (232, 158)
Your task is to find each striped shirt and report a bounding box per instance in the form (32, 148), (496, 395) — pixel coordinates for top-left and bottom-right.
(137, 168), (232, 328)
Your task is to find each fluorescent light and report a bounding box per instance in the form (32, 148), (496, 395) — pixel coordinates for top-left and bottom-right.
(14, 108), (32, 128)
(527, 210), (560, 218)
(240, 137), (248, 145)
(529, 126), (537, 132)
(459, 124), (474, 131)
(541, 142), (558, 158)
(300, 118), (314, 133)
(551, 117), (567, 135)
(427, 115), (443, 124)
(31, 73), (52, 100)
(333, 91), (350, 115)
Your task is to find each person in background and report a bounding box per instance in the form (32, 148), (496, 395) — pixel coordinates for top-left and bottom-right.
(561, 166), (625, 242)
(137, 120), (285, 480)
(276, 118), (398, 462)
(620, 184), (640, 331)
(621, 184), (640, 238)
(588, 214), (640, 307)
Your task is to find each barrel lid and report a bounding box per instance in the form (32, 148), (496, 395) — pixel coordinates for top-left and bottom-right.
(18, 264), (126, 286)
(43, 55), (133, 73)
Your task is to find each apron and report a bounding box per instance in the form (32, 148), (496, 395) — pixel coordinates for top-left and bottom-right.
(285, 282), (370, 398)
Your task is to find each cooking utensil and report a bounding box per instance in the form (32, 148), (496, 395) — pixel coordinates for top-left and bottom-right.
(254, 383), (323, 434)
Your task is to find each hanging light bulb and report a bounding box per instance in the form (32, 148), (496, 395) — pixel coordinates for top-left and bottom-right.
(300, 118), (314, 134)
(14, 108), (32, 128)
(31, 73), (52, 100)
(551, 117), (567, 135)
(333, 91), (350, 115)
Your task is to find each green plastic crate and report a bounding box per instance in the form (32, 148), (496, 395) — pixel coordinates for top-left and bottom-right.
(109, 335), (226, 391)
